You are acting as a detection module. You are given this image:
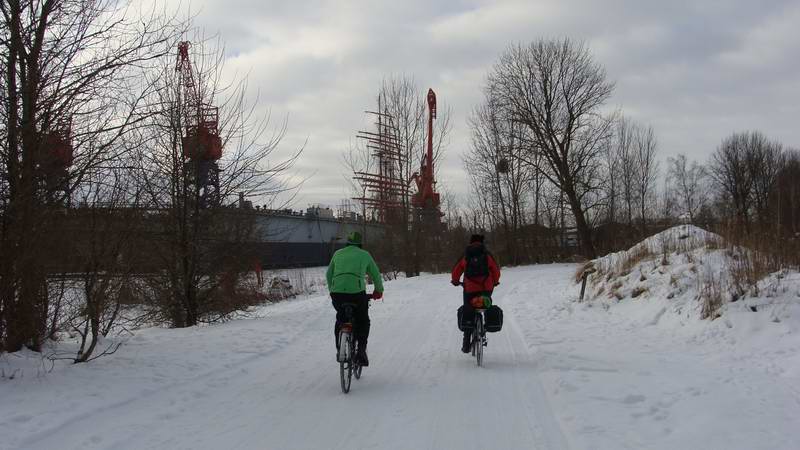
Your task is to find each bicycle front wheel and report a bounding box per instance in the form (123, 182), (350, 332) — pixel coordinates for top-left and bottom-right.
(354, 361), (362, 379)
(339, 331), (353, 393)
(353, 341), (363, 380)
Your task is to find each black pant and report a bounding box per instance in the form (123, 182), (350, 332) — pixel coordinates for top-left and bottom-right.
(331, 292), (370, 350)
(462, 290), (491, 340)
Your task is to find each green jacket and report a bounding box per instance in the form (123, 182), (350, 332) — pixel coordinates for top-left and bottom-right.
(326, 245), (384, 294)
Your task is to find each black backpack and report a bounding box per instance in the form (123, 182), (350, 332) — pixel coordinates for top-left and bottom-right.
(464, 245), (489, 280)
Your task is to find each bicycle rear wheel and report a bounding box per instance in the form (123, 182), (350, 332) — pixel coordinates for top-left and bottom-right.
(471, 326), (477, 357)
(339, 331), (353, 393)
(475, 314), (484, 367)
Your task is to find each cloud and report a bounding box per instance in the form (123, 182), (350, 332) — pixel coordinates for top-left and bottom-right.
(159, 0), (800, 207)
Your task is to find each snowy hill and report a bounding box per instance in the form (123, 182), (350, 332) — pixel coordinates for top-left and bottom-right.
(583, 224), (800, 322)
(2, 256), (799, 449)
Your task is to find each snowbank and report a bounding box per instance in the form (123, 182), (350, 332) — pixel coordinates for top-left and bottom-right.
(588, 224), (723, 278)
(581, 224), (800, 340)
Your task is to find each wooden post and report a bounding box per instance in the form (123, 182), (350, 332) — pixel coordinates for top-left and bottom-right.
(579, 268), (596, 302)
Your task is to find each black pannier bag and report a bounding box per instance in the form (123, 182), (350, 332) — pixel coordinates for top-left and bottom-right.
(484, 305), (503, 332)
(457, 305), (474, 331)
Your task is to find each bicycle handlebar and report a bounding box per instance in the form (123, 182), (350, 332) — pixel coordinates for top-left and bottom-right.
(451, 280), (500, 287)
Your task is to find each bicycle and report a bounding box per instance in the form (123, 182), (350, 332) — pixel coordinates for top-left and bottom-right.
(337, 303), (363, 394)
(456, 282), (491, 367)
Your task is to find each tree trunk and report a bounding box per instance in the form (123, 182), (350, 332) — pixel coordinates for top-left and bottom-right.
(564, 186), (596, 259)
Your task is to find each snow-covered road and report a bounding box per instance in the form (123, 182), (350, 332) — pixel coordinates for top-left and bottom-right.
(2, 264), (798, 450)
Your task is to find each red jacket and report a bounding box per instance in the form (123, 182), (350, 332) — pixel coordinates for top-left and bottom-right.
(451, 244), (500, 293)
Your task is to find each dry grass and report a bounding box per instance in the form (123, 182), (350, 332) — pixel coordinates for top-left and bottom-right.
(660, 252), (670, 266)
(704, 234), (724, 250)
(618, 245), (653, 277)
(699, 271), (724, 320)
(685, 252), (695, 264)
(694, 224), (800, 319)
(728, 249), (772, 300)
(716, 223), (800, 273)
(708, 224), (800, 304)
(595, 285), (606, 296)
(631, 286), (648, 298)
(669, 274), (678, 287)
(658, 235), (673, 266)
(602, 278), (625, 301)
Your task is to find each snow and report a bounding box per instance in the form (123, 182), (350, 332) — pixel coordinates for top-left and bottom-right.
(2, 248), (800, 449)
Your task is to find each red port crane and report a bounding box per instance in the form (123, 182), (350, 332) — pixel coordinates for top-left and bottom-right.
(411, 88), (440, 209)
(39, 118), (73, 204)
(176, 41), (222, 162)
(176, 41), (222, 207)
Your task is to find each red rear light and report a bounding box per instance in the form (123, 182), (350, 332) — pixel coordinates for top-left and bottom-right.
(341, 323), (353, 332)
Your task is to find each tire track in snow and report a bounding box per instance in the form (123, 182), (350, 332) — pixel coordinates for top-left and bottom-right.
(504, 310), (571, 450)
(16, 298), (336, 450)
(501, 266), (573, 449)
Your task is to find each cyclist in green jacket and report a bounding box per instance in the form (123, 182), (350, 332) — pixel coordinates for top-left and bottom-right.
(326, 231), (384, 366)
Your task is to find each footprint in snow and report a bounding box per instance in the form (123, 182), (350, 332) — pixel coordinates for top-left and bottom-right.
(622, 394), (646, 404)
(10, 414), (33, 423)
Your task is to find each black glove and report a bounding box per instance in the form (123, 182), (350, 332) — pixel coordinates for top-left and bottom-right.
(451, 280), (460, 286)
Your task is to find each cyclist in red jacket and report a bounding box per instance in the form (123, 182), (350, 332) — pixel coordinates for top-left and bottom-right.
(451, 234), (500, 353)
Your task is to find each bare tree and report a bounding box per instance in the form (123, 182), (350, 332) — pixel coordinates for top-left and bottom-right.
(614, 116), (637, 229)
(775, 150), (800, 237)
(131, 37), (300, 327)
(528, 147), (546, 227)
(667, 154), (707, 223)
(67, 169), (140, 363)
(633, 124), (659, 233)
(465, 91), (532, 264)
(488, 38), (614, 258)
(0, 0), (184, 352)
(709, 131), (778, 230)
(600, 138), (620, 224)
(750, 140), (785, 227)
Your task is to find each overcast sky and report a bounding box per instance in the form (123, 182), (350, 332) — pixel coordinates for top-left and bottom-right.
(173, 0), (800, 209)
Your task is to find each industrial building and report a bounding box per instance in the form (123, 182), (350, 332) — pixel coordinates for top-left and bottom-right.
(252, 207), (383, 268)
